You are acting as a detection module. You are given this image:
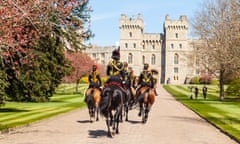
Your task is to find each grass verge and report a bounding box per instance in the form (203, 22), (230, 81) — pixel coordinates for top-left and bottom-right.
(0, 84), (88, 132)
(163, 84), (240, 143)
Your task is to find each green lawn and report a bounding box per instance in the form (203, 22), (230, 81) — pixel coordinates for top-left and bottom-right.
(163, 84), (240, 142)
(0, 83), (88, 132)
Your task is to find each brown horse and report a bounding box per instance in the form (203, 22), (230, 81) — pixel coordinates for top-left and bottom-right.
(84, 87), (101, 122)
(136, 86), (155, 123)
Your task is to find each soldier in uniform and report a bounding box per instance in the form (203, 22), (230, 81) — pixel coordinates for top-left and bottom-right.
(88, 64), (102, 90)
(106, 47), (125, 87)
(136, 63), (154, 95)
(84, 64), (102, 102)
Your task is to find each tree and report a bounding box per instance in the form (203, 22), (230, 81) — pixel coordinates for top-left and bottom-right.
(0, 0), (93, 101)
(63, 51), (94, 93)
(192, 0), (240, 100)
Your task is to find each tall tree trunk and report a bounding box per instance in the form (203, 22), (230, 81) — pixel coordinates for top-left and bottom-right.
(75, 79), (80, 93)
(219, 65), (225, 100)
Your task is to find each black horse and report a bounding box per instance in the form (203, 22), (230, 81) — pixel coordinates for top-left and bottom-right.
(99, 83), (126, 137)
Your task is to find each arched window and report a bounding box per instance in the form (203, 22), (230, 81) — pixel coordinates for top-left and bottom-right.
(125, 43), (128, 48)
(151, 54), (156, 65)
(128, 53), (133, 64)
(129, 32), (132, 38)
(171, 44), (174, 49)
(133, 43), (136, 48)
(174, 53), (179, 64)
(179, 43), (182, 48)
(142, 55), (145, 64)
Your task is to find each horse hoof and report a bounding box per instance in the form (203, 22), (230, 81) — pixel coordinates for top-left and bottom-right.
(107, 132), (113, 138)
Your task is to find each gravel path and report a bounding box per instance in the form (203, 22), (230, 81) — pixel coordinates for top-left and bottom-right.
(0, 85), (238, 144)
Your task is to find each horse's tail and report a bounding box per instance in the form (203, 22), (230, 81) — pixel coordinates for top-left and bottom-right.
(99, 88), (111, 117)
(144, 89), (149, 103)
(86, 89), (94, 104)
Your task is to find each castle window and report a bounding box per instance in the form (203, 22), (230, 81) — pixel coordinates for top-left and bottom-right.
(176, 33), (178, 38)
(125, 43), (128, 48)
(151, 54), (156, 65)
(128, 53), (133, 64)
(129, 32), (132, 38)
(179, 44), (182, 49)
(143, 44), (145, 49)
(133, 43), (136, 48)
(174, 67), (179, 73)
(152, 44), (155, 49)
(174, 53), (179, 64)
(171, 44), (174, 49)
(142, 55), (145, 64)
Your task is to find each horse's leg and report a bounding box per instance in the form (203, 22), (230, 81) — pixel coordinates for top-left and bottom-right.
(138, 103), (143, 117)
(125, 103), (129, 121)
(110, 111), (113, 126)
(96, 106), (99, 121)
(144, 103), (149, 123)
(87, 105), (92, 122)
(105, 111), (113, 137)
(115, 113), (120, 134)
(106, 117), (112, 137)
(115, 105), (123, 134)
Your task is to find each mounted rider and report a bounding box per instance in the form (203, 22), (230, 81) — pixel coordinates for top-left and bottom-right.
(84, 64), (102, 102)
(105, 47), (126, 89)
(136, 63), (154, 95)
(88, 64), (102, 90)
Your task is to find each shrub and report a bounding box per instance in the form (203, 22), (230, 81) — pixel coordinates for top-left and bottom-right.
(225, 79), (240, 97)
(190, 76), (200, 84)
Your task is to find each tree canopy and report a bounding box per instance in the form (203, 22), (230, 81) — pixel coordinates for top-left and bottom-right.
(0, 0), (93, 102)
(191, 0), (240, 100)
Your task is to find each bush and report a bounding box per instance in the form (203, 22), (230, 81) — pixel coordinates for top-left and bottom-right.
(0, 70), (9, 104)
(210, 79), (219, 85)
(190, 76), (200, 84)
(225, 79), (240, 97)
(80, 76), (108, 84)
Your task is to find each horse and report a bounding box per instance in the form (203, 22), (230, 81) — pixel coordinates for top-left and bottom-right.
(136, 86), (155, 123)
(84, 87), (101, 122)
(99, 82), (126, 137)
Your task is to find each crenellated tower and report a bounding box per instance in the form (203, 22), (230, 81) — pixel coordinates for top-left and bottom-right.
(119, 13), (145, 74)
(163, 15), (189, 84)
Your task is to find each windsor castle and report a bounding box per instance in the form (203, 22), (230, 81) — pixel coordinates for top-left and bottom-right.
(84, 13), (198, 84)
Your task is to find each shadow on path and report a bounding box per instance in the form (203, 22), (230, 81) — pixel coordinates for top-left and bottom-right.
(88, 130), (108, 138)
(76, 120), (92, 123)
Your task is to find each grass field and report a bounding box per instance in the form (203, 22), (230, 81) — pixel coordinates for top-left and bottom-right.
(0, 83), (88, 132)
(163, 84), (240, 142)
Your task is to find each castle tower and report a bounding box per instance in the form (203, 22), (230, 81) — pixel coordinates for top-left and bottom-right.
(119, 13), (145, 74)
(164, 15), (189, 84)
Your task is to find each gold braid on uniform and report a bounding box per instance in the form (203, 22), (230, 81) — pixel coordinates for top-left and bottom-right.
(109, 60), (124, 75)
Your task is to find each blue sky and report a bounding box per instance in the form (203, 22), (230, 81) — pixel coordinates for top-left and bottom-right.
(88, 0), (202, 46)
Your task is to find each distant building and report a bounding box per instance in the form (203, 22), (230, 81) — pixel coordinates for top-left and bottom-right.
(85, 13), (199, 84)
